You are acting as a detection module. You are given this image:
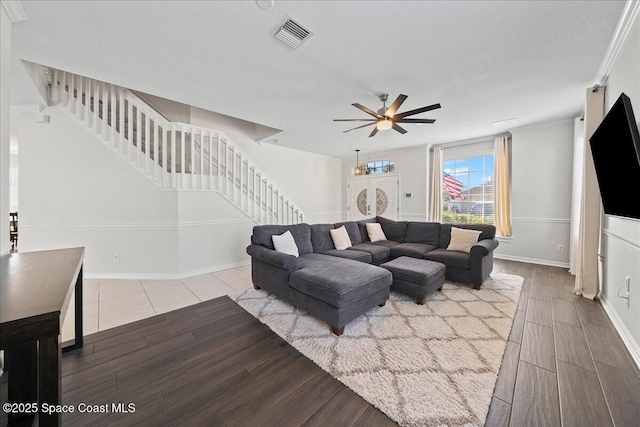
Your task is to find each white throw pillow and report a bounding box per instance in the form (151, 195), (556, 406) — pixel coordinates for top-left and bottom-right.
(366, 223), (387, 243)
(272, 230), (299, 257)
(446, 227), (482, 253)
(330, 226), (352, 250)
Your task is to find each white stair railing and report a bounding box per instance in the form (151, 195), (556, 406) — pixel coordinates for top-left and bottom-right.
(47, 68), (304, 225)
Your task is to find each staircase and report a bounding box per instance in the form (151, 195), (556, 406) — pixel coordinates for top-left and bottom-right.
(46, 68), (304, 225)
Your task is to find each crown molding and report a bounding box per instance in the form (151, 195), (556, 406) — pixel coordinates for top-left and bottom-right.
(1, 1), (26, 23)
(595, 0), (640, 86)
(509, 117), (575, 133)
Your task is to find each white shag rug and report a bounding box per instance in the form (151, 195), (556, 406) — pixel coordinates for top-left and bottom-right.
(229, 272), (523, 427)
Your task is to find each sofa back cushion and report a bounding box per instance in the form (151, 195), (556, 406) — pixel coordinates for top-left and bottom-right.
(310, 224), (335, 253)
(439, 223), (496, 248)
(404, 222), (441, 246)
(357, 218), (377, 242)
(376, 216), (408, 243)
(252, 224), (313, 255)
(333, 221), (362, 245)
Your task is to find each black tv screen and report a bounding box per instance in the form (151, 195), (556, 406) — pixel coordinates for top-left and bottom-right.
(589, 93), (640, 220)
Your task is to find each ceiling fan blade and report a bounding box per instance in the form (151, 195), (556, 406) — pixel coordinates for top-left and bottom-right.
(369, 127), (379, 138)
(333, 119), (377, 122)
(392, 123), (407, 134)
(394, 103), (441, 119)
(384, 94), (408, 118)
(343, 122), (377, 133)
(395, 118), (436, 124)
(353, 103), (384, 119)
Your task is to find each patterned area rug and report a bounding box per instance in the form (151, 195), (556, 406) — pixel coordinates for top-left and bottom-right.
(229, 272), (523, 427)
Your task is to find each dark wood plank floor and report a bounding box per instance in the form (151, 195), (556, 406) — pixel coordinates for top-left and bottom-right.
(1, 259), (639, 426)
(486, 260), (640, 427)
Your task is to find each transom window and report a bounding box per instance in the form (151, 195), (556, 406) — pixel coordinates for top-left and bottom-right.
(442, 154), (495, 225)
(356, 160), (395, 175)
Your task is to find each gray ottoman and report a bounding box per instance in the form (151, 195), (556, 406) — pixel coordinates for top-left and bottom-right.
(381, 257), (446, 305)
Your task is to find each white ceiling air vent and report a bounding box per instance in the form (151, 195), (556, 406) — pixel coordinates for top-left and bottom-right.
(274, 18), (313, 49)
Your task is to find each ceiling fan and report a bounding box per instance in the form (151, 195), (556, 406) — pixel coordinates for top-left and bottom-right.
(334, 93), (441, 137)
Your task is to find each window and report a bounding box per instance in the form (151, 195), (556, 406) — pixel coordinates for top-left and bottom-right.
(356, 160), (395, 175)
(442, 153), (495, 225)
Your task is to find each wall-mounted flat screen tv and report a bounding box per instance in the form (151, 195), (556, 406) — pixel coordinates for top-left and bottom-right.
(589, 93), (640, 220)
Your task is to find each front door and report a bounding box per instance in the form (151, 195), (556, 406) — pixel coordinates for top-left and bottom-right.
(347, 175), (399, 220)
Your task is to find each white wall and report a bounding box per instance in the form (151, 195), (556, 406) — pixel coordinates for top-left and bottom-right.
(340, 127), (574, 268)
(19, 97), (343, 277)
(494, 122), (574, 267)
(0, 5), (12, 255)
(341, 146), (429, 222)
(598, 15), (640, 366)
(19, 107), (180, 276)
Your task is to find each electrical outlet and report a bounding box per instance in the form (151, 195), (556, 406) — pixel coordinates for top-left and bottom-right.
(557, 244), (564, 252)
(113, 253), (119, 262)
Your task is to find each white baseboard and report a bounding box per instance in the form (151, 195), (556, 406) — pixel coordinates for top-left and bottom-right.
(494, 253), (570, 269)
(599, 293), (640, 369)
(84, 260), (251, 280)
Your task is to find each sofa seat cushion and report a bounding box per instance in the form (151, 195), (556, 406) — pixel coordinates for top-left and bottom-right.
(321, 249), (372, 264)
(348, 243), (391, 264)
(390, 243), (436, 259)
(290, 254), (391, 308)
(423, 248), (470, 270)
(370, 240), (401, 248)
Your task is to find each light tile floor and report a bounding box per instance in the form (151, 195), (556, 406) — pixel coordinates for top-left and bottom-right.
(61, 265), (252, 342)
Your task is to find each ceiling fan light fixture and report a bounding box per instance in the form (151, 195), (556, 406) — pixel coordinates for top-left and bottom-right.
(377, 119), (393, 131)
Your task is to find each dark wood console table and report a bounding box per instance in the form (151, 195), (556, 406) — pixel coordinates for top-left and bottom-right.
(0, 247), (85, 427)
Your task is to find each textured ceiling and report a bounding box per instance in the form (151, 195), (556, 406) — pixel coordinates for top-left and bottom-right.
(10, 1), (625, 159)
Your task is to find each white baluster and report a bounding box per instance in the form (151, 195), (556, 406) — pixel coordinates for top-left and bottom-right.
(136, 106), (143, 168)
(208, 131), (214, 190)
(77, 75), (83, 120)
(154, 121), (160, 182)
(188, 127), (194, 189)
(101, 82), (107, 139)
(109, 86), (116, 146)
(180, 125), (186, 188)
(57, 70), (64, 107)
(162, 127), (168, 187)
(171, 125), (177, 188)
(145, 114), (151, 174)
(237, 153), (242, 208)
(231, 146), (236, 201)
(200, 129), (205, 189)
(127, 98), (133, 161)
(224, 140), (230, 196)
(92, 80), (97, 132)
(82, 77), (91, 127)
(52, 69), (59, 104)
(69, 74), (76, 115)
(216, 134), (221, 191)
(118, 91), (125, 154)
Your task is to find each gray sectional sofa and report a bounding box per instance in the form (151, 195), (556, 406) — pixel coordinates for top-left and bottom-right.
(246, 216), (499, 335)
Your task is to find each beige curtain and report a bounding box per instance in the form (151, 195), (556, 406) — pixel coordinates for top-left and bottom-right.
(494, 135), (512, 236)
(428, 147), (443, 222)
(575, 86), (605, 300)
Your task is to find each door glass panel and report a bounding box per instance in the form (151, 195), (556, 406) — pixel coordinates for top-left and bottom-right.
(357, 189), (368, 215)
